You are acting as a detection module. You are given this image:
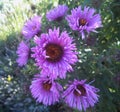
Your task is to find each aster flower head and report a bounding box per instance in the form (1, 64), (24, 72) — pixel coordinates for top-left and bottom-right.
(31, 28), (78, 79)
(22, 15), (42, 40)
(46, 4), (68, 21)
(63, 79), (99, 111)
(16, 41), (30, 66)
(30, 75), (63, 105)
(66, 6), (102, 39)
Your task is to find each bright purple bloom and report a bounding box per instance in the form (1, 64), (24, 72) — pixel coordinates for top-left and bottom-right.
(30, 75), (63, 105)
(66, 6), (102, 39)
(22, 15), (42, 40)
(46, 5), (68, 21)
(31, 28), (78, 79)
(16, 41), (30, 66)
(63, 79), (99, 111)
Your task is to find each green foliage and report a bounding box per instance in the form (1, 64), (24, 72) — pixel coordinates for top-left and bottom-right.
(0, 0), (120, 112)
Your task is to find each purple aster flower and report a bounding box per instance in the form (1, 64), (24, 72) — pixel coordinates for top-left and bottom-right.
(66, 6), (102, 39)
(30, 75), (63, 105)
(16, 41), (30, 66)
(46, 5), (68, 21)
(63, 79), (99, 111)
(31, 28), (78, 79)
(22, 15), (42, 40)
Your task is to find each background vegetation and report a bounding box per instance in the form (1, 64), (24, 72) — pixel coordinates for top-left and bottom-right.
(0, 0), (120, 112)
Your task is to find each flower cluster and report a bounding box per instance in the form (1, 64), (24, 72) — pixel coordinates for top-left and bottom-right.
(16, 4), (101, 111)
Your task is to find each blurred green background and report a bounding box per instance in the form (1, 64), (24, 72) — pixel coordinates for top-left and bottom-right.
(0, 0), (120, 112)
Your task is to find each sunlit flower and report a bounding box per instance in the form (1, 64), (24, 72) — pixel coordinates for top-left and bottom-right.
(66, 6), (102, 39)
(16, 41), (30, 66)
(30, 75), (63, 105)
(22, 15), (42, 40)
(31, 28), (78, 79)
(46, 4), (68, 21)
(63, 79), (99, 111)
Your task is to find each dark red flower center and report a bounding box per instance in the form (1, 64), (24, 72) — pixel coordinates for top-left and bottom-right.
(79, 18), (87, 26)
(73, 84), (86, 96)
(43, 81), (52, 91)
(45, 43), (63, 62)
